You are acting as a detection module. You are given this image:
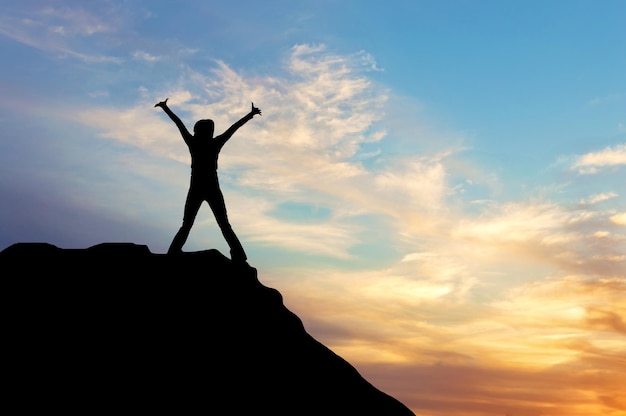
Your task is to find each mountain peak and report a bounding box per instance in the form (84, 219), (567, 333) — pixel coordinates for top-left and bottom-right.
(2, 242), (414, 415)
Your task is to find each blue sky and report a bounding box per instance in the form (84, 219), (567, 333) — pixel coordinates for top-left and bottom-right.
(1, 1), (625, 415)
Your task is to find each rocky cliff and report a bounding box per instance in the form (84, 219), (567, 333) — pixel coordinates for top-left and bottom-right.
(2, 242), (414, 415)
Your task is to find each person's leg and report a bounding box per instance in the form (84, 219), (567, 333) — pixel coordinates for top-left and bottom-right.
(208, 187), (247, 262)
(168, 188), (203, 254)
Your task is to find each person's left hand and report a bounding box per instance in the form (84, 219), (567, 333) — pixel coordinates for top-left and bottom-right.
(251, 102), (262, 116)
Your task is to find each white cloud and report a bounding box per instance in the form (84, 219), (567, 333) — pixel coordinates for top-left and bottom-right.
(38, 6), (115, 36)
(228, 194), (359, 259)
(68, 44), (626, 278)
(71, 45), (408, 255)
(610, 213), (626, 225)
(133, 51), (161, 62)
(95, 46), (463, 261)
(572, 143), (626, 174)
(580, 192), (618, 205)
(374, 155), (451, 213)
(17, 42), (626, 278)
(451, 198), (626, 277)
(454, 201), (571, 244)
(0, 5), (123, 63)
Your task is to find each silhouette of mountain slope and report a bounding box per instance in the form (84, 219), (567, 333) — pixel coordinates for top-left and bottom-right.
(1, 242), (415, 415)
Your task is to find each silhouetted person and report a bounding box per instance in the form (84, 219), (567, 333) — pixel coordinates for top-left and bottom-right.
(155, 98), (261, 261)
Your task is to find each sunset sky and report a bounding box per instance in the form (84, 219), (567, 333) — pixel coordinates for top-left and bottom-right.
(1, 1), (625, 414)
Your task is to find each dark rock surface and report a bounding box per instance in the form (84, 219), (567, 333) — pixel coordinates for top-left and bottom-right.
(2, 242), (415, 415)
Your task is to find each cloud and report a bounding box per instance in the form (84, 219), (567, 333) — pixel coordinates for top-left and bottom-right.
(374, 154), (450, 213)
(63, 42), (626, 284)
(273, 256), (626, 415)
(66, 46), (378, 254)
(377, 272), (624, 413)
(38, 5), (116, 36)
(571, 143), (626, 174)
(361, 356), (626, 416)
(610, 212), (626, 225)
(0, 4), (124, 63)
(580, 192), (618, 205)
(11, 37), (626, 278)
(71, 44), (468, 257)
(133, 51), (161, 62)
(454, 201), (575, 246)
(495, 274), (626, 331)
(586, 307), (626, 334)
(226, 193), (360, 259)
(451, 198), (626, 277)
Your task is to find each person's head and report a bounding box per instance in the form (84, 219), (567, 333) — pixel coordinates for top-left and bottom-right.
(193, 119), (215, 138)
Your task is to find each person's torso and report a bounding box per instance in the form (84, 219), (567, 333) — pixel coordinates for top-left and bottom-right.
(188, 137), (222, 178)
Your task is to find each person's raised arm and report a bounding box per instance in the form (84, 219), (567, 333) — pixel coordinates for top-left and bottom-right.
(154, 98), (192, 143)
(217, 102), (261, 145)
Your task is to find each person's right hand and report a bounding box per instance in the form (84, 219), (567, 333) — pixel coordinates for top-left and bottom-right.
(154, 98), (169, 108)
